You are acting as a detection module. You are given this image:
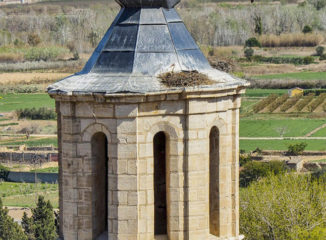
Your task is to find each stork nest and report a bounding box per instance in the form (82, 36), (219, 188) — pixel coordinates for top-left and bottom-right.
(159, 71), (214, 87)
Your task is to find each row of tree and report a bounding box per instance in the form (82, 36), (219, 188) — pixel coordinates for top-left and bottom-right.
(1, 1), (326, 50)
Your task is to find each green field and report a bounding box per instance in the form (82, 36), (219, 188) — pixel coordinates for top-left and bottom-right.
(240, 139), (326, 152)
(0, 182), (58, 208)
(30, 167), (58, 173)
(240, 119), (325, 137)
(244, 89), (288, 97)
(0, 137), (58, 147)
(0, 93), (54, 112)
(253, 71), (326, 80)
(312, 159), (326, 163)
(311, 127), (326, 137)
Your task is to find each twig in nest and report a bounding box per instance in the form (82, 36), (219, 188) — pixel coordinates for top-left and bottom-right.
(159, 71), (214, 87)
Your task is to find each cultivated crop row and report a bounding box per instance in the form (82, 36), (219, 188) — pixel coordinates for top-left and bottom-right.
(253, 94), (278, 113)
(252, 92), (326, 113)
(307, 93), (326, 112)
(280, 96), (300, 112)
(268, 94), (289, 112)
(295, 93), (315, 111)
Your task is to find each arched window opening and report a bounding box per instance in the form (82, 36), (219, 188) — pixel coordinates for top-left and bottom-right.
(209, 126), (220, 236)
(91, 132), (108, 239)
(153, 131), (167, 235)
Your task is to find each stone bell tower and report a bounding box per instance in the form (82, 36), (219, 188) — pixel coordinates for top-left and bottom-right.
(48, 0), (247, 239)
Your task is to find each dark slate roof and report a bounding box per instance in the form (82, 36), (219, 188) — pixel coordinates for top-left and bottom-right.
(48, 5), (246, 95)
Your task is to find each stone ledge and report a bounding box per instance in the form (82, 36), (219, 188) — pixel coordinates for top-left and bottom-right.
(208, 234), (245, 240)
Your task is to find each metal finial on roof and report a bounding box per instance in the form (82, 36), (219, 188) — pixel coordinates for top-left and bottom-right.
(47, 0), (246, 95)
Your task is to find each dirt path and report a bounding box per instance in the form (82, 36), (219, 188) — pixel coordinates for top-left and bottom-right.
(7, 207), (31, 222)
(305, 123), (326, 137)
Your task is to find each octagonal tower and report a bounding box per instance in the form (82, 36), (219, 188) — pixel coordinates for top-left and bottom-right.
(48, 0), (247, 239)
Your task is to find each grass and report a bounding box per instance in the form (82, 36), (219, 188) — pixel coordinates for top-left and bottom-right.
(0, 93), (54, 112)
(311, 127), (326, 137)
(240, 119), (325, 137)
(253, 72), (326, 81)
(0, 182), (58, 208)
(240, 139), (326, 152)
(0, 137), (58, 147)
(244, 89), (288, 97)
(30, 167), (58, 173)
(312, 159), (326, 163)
(240, 99), (259, 114)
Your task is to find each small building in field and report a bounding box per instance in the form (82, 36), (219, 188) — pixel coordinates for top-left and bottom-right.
(288, 87), (303, 97)
(47, 0), (248, 239)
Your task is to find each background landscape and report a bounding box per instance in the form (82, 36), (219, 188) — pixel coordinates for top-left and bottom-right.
(0, 0), (325, 239)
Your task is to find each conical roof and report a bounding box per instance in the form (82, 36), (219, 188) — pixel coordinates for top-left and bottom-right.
(48, 0), (246, 95)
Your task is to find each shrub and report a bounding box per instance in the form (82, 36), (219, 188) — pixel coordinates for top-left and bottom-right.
(268, 94), (289, 112)
(311, 168), (326, 183)
(245, 37), (261, 48)
(240, 161), (287, 187)
(253, 94), (278, 113)
(302, 25), (313, 34)
(66, 42), (79, 60)
(240, 173), (326, 240)
(287, 142), (307, 155)
(303, 56), (315, 64)
(0, 164), (9, 181)
(320, 54), (326, 60)
(24, 47), (67, 62)
(251, 55), (314, 65)
(295, 93), (315, 111)
(244, 48), (254, 60)
(13, 39), (24, 47)
(16, 107), (56, 120)
(27, 33), (41, 46)
(240, 154), (252, 167)
(316, 46), (325, 56)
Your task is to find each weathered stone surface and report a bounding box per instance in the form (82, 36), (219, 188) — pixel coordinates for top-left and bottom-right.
(56, 86), (243, 240)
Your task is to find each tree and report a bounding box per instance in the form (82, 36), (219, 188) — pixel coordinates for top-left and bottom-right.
(309, 0), (326, 10)
(302, 25), (313, 34)
(0, 198), (27, 240)
(240, 161), (287, 187)
(240, 173), (326, 240)
(244, 48), (254, 60)
(316, 46), (325, 56)
(253, 15), (263, 35)
(22, 196), (58, 240)
(22, 212), (35, 240)
(245, 37), (261, 48)
(287, 142), (307, 155)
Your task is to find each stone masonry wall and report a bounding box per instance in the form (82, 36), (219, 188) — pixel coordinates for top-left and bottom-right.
(54, 89), (243, 240)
